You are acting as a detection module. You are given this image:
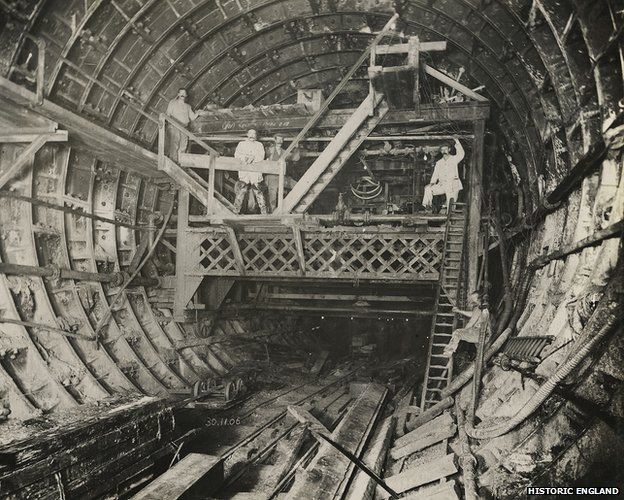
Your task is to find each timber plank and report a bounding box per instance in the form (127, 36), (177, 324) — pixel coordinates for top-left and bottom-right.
(310, 350), (330, 375)
(0, 77), (165, 180)
(131, 453), (223, 500)
(288, 383), (387, 499)
(393, 412), (453, 450)
(345, 416), (395, 500)
(390, 421), (457, 459)
(385, 453), (457, 494)
(402, 480), (459, 499)
(70, 435), (175, 499)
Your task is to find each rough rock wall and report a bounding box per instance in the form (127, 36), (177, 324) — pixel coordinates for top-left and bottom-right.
(463, 141), (623, 497)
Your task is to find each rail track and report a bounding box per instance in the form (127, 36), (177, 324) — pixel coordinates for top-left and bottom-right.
(161, 364), (363, 499)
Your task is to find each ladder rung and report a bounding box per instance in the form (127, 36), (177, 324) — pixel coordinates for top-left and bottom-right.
(433, 333), (453, 337)
(432, 343), (449, 347)
(428, 376), (447, 381)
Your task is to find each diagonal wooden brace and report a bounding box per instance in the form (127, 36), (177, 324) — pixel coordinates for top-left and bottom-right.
(0, 132), (66, 189)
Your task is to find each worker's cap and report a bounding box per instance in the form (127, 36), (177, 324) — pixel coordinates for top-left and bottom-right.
(247, 129), (257, 139)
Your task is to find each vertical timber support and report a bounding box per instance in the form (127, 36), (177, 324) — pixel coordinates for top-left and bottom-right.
(408, 36), (420, 112)
(173, 189), (201, 320)
(467, 120), (485, 294)
(207, 153), (216, 214)
(225, 226), (245, 276)
(277, 159), (285, 212)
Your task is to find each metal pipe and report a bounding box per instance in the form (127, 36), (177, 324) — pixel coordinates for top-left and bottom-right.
(0, 317), (95, 341)
(95, 202), (174, 337)
(528, 219), (624, 270)
(0, 191), (151, 231)
(222, 303), (433, 316)
(0, 262), (160, 287)
(194, 134), (475, 142)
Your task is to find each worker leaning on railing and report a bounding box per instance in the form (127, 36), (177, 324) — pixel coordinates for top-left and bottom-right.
(165, 88), (210, 161)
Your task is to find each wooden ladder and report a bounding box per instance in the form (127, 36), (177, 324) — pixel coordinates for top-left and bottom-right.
(281, 92), (389, 214)
(420, 200), (467, 410)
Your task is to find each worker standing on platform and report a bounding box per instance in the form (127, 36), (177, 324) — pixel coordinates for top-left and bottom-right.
(165, 88), (208, 161)
(265, 135), (284, 212)
(422, 137), (465, 212)
(234, 129), (268, 214)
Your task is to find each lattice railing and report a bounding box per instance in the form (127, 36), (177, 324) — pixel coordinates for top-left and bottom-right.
(186, 228), (444, 281)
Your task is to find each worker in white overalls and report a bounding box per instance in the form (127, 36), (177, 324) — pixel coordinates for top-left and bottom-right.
(165, 88), (208, 161)
(422, 137), (465, 212)
(234, 129), (268, 214)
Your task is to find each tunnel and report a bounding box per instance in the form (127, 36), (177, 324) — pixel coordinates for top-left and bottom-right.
(0, 0), (622, 498)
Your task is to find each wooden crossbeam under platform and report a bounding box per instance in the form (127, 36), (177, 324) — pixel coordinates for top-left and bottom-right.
(191, 102), (489, 136)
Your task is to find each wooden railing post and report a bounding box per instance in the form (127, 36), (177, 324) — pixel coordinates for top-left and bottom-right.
(277, 159), (285, 212)
(207, 153), (216, 214)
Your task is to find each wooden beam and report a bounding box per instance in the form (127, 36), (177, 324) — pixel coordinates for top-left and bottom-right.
(193, 102), (490, 135)
(423, 65), (488, 102)
(0, 134), (50, 189)
(376, 65), (416, 73)
(376, 41), (447, 54)
(203, 278), (235, 311)
(347, 416), (396, 500)
(225, 303), (433, 316)
(282, 12), (399, 158)
(408, 37), (420, 112)
(467, 120), (485, 294)
(287, 384), (391, 499)
(179, 153), (282, 175)
(130, 453), (223, 500)
(225, 226), (246, 276)
(394, 412), (453, 449)
(0, 76), (167, 179)
(158, 238), (177, 254)
(389, 419), (457, 459)
(0, 130), (67, 143)
(291, 225), (306, 276)
(173, 190), (202, 319)
(207, 154), (216, 214)
(251, 293), (426, 302)
(385, 453), (458, 494)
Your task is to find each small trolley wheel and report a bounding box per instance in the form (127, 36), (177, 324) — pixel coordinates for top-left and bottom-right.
(225, 380), (237, 402)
